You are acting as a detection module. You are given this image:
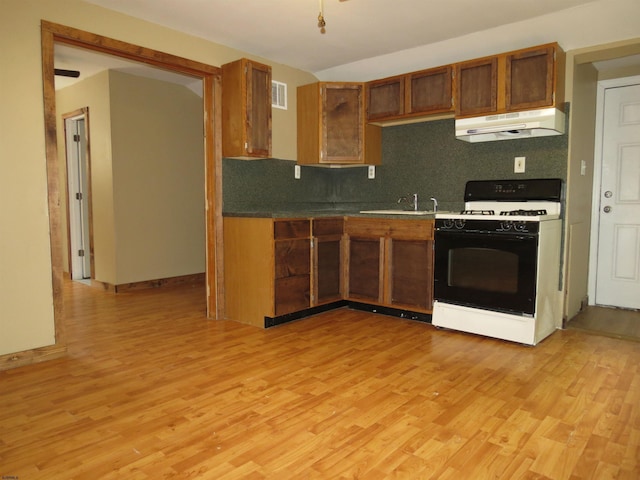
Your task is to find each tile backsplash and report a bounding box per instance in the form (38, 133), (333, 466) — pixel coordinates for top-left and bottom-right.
(223, 113), (568, 213)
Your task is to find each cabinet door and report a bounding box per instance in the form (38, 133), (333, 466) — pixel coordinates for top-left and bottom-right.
(366, 76), (405, 121)
(389, 239), (433, 311)
(222, 58), (272, 158)
(322, 84), (364, 164)
(274, 238), (310, 315)
(313, 218), (344, 305)
(506, 45), (555, 111)
(409, 66), (453, 115)
(455, 57), (498, 117)
(274, 220), (311, 316)
(347, 237), (382, 302)
(246, 61), (272, 156)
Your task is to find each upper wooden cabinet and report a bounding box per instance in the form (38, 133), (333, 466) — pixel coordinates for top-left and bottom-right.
(222, 58), (272, 159)
(408, 66), (454, 116)
(506, 44), (564, 111)
(455, 43), (565, 118)
(366, 66), (453, 122)
(455, 56), (498, 117)
(297, 82), (381, 165)
(366, 75), (405, 121)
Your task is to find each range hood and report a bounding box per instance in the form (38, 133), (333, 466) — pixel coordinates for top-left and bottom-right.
(455, 107), (566, 143)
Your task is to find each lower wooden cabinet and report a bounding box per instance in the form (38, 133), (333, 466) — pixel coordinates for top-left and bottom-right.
(223, 215), (434, 328)
(345, 217), (434, 313)
(389, 239), (433, 311)
(224, 217), (311, 327)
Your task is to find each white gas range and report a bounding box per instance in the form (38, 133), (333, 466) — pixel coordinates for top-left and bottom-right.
(432, 179), (564, 345)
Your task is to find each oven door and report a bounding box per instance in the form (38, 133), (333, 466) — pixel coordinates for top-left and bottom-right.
(434, 230), (538, 315)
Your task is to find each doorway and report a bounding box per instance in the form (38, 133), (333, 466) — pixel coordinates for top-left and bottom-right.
(63, 109), (93, 281)
(41, 21), (223, 356)
(589, 76), (640, 310)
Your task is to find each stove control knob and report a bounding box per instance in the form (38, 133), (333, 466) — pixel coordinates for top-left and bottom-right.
(500, 221), (512, 231)
(454, 219), (466, 229)
(442, 219), (454, 229)
(513, 222), (527, 232)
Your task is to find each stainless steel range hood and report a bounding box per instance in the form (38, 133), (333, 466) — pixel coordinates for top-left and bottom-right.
(455, 107), (566, 143)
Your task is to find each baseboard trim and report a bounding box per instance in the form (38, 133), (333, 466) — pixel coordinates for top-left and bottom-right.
(114, 273), (206, 293)
(0, 343), (67, 371)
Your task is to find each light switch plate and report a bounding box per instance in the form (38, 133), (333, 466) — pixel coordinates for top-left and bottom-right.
(514, 157), (526, 173)
(294, 165), (301, 179)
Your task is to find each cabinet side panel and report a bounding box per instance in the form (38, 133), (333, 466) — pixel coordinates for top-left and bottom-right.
(223, 217), (274, 326)
(297, 84), (320, 164)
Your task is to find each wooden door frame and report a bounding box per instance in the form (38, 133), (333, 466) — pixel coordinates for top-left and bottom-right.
(40, 21), (223, 362)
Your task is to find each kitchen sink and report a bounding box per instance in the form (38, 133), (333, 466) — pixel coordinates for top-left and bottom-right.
(359, 209), (436, 215)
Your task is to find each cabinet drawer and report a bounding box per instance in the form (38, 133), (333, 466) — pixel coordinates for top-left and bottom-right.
(313, 217), (344, 236)
(274, 219), (310, 239)
(387, 219), (434, 240)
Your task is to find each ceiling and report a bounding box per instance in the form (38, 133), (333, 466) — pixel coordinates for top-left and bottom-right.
(82, 0), (599, 74)
(55, 0), (637, 90)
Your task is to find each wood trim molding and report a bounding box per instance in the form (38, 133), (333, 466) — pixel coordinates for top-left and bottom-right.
(114, 273), (206, 293)
(29, 20), (223, 370)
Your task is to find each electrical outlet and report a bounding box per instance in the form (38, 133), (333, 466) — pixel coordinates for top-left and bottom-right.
(514, 157), (526, 173)
(294, 165), (301, 179)
(368, 165), (375, 179)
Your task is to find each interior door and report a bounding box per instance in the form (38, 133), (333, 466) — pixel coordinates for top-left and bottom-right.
(65, 115), (91, 280)
(595, 82), (640, 309)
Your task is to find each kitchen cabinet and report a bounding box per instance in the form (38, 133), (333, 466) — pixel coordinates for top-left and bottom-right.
(312, 217), (344, 305)
(222, 58), (272, 158)
(505, 43), (565, 111)
(297, 82), (381, 165)
(407, 65), (454, 116)
(366, 66), (453, 122)
(455, 42), (564, 118)
(344, 217), (434, 313)
(274, 220), (311, 316)
(366, 75), (405, 121)
(455, 56), (498, 117)
(223, 217), (310, 327)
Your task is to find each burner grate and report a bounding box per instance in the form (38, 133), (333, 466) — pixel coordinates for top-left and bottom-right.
(460, 209), (495, 215)
(500, 209), (548, 216)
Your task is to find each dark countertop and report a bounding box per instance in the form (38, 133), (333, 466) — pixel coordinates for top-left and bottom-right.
(223, 210), (438, 219)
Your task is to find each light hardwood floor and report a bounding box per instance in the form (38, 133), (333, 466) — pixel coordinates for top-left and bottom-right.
(1, 280), (639, 479)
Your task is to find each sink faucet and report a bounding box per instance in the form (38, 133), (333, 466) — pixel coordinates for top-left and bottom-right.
(398, 193), (419, 211)
(430, 197), (438, 212)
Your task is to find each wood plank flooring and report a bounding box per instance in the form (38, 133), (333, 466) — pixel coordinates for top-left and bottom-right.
(1, 280), (639, 479)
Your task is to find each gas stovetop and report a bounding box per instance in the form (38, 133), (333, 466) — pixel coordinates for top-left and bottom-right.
(436, 179), (563, 222)
(436, 201), (561, 222)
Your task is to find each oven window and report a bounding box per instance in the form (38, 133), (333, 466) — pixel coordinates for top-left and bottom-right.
(449, 247), (518, 294)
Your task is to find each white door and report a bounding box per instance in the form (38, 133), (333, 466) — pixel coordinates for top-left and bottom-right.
(594, 82), (640, 309)
(65, 115), (92, 280)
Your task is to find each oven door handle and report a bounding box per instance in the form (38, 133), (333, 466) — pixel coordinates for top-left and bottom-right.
(435, 230), (537, 241)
